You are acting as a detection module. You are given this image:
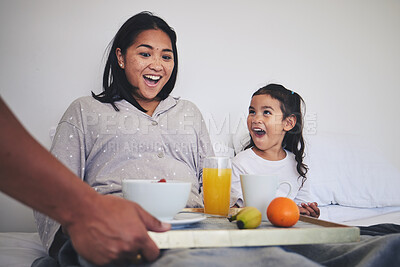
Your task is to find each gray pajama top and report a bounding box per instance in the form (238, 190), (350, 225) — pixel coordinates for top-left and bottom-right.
(33, 95), (214, 252)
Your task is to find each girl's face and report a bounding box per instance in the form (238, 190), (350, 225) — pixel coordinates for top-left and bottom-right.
(116, 29), (174, 104)
(247, 94), (295, 155)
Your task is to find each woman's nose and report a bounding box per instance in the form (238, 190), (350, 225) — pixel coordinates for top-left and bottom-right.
(149, 57), (163, 71)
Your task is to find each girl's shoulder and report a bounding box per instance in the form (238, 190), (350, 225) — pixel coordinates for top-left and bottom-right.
(284, 150), (297, 162)
(233, 148), (256, 162)
(234, 148), (296, 166)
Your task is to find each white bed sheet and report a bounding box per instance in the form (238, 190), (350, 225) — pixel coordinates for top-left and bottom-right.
(319, 205), (400, 226)
(0, 232), (46, 267)
(343, 210), (400, 227)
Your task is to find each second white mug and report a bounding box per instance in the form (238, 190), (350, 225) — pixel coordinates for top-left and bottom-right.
(240, 174), (292, 221)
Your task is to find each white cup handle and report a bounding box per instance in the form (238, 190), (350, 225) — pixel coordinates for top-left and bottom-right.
(278, 181), (292, 198)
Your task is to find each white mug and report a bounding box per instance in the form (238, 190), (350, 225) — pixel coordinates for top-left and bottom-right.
(240, 174), (292, 221)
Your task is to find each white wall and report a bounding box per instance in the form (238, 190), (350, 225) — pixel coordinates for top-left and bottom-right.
(1, 0), (399, 231)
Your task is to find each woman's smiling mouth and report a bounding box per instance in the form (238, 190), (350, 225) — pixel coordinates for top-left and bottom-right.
(143, 74), (161, 86)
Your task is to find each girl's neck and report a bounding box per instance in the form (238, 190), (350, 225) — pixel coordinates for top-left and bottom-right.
(251, 146), (286, 161)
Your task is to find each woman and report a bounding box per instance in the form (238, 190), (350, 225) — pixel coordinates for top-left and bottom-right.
(34, 11), (214, 264)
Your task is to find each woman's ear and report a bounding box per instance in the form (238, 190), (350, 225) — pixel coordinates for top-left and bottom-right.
(284, 115), (296, 131)
(116, 48), (125, 69)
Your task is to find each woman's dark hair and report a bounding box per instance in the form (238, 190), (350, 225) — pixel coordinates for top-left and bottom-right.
(245, 83), (308, 187)
(92, 11), (178, 112)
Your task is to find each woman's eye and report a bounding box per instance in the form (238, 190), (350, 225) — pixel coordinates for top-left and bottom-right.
(162, 55), (172, 60)
(248, 110), (255, 115)
(263, 110), (271, 115)
(139, 52), (150, 57)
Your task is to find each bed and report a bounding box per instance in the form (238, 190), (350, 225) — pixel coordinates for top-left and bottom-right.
(1, 131), (400, 266)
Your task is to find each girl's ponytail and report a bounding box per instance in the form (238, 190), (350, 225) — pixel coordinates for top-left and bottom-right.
(281, 91), (308, 186)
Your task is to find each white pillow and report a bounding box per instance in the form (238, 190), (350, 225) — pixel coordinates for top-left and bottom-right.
(305, 132), (400, 208)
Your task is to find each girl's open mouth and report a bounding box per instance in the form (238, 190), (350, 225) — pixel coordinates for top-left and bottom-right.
(253, 128), (266, 137)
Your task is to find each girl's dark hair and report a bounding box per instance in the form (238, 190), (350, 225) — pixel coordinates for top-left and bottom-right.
(92, 11), (178, 112)
(245, 83), (308, 187)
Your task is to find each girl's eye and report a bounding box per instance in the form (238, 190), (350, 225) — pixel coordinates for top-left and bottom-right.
(248, 110), (255, 115)
(139, 52), (150, 57)
(263, 110), (271, 115)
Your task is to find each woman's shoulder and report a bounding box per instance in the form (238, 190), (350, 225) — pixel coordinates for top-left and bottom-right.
(168, 96), (206, 118)
(67, 96), (96, 109)
(69, 95), (103, 106)
(66, 96), (116, 112)
(60, 96), (114, 124)
(169, 96), (197, 108)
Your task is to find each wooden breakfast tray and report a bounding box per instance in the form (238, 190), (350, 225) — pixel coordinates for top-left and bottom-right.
(148, 208), (360, 249)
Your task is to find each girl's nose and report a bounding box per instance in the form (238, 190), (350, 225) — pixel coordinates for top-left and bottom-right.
(252, 113), (262, 123)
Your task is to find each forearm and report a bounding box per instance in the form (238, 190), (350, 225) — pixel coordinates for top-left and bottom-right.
(0, 97), (97, 226)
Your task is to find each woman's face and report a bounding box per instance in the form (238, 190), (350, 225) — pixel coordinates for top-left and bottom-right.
(116, 29), (174, 104)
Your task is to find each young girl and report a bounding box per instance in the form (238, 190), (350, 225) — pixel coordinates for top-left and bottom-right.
(231, 84), (320, 218)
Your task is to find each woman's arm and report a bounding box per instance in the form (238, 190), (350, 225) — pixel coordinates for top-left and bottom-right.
(0, 97), (170, 264)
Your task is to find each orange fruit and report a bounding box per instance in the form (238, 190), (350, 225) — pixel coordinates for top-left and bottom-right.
(267, 197), (300, 227)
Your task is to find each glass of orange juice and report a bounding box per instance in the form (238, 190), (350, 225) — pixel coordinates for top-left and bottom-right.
(203, 156), (232, 216)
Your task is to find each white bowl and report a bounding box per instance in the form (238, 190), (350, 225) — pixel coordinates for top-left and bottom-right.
(122, 179), (191, 221)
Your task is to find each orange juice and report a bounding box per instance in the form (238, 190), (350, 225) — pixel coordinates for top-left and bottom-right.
(203, 168), (232, 216)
